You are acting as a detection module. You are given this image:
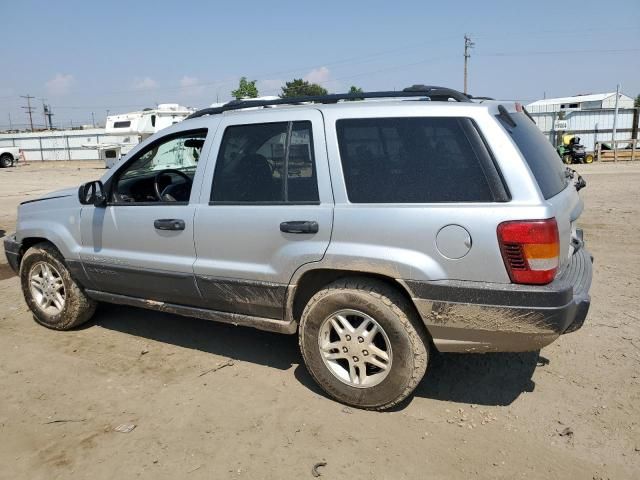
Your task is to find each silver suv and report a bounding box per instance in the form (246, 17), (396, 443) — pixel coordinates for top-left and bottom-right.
(4, 87), (592, 410)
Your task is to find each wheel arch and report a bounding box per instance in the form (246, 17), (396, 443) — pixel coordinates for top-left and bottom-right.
(288, 268), (432, 342)
(16, 237), (62, 270)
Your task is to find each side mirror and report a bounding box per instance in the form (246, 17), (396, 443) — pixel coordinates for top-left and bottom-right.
(78, 180), (107, 207)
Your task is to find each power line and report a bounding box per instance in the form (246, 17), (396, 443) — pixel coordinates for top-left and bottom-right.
(478, 48), (640, 57)
(45, 44), (639, 106)
(20, 95), (35, 132)
(3, 30), (638, 107)
(471, 25), (640, 40)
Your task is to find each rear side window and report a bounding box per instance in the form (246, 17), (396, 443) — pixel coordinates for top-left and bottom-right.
(500, 112), (568, 199)
(211, 121), (319, 203)
(336, 117), (503, 203)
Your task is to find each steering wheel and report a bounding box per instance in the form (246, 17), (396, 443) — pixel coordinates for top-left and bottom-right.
(153, 169), (192, 201)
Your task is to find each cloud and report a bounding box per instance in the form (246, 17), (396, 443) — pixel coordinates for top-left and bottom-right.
(45, 73), (74, 96)
(132, 77), (158, 90)
(257, 79), (284, 95)
(304, 66), (331, 85)
(179, 76), (205, 96)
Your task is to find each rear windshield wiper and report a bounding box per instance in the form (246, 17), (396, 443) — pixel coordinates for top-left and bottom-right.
(565, 167), (586, 191)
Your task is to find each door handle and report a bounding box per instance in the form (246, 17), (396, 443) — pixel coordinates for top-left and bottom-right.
(280, 221), (319, 234)
(154, 219), (185, 231)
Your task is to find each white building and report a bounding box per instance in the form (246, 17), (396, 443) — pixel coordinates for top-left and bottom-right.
(0, 103), (194, 162)
(527, 92), (634, 113)
(526, 92), (638, 152)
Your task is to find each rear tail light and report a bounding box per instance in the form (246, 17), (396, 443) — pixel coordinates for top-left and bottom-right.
(497, 218), (560, 285)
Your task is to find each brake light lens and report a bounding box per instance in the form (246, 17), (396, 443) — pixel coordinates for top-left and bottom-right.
(497, 218), (560, 285)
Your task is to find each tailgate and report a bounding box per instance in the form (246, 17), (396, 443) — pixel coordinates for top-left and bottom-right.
(497, 110), (584, 274)
(546, 182), (584, 272)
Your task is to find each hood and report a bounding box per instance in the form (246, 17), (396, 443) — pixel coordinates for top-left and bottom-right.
(21, 186), (78, 205)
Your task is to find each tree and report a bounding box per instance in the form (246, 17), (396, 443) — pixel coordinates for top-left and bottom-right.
(280, 79), (327, 98)
(635, 94), (640, 108)
(231, 77), (259, 100)
(348, 85), (364, 101)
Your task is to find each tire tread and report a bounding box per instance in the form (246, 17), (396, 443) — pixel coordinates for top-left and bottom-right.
(20, 242), (96, 330)
(298, 277), (428, 410)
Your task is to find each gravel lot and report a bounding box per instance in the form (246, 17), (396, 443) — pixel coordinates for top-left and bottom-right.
(1, 161), (639, 479)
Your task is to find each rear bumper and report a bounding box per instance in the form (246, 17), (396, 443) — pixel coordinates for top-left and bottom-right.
(3, 234), (21, 274)
(401, 248), (593, 353)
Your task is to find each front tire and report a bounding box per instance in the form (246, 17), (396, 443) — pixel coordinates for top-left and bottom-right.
(299, 278), (429, 410)
(0, 153), (13, 168)
(562, 154), (573, 165)
(20, 243), (97, 330)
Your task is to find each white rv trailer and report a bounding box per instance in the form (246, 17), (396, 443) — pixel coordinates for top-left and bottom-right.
(100, 103), (195, 167)
(105, 103), (194, 141)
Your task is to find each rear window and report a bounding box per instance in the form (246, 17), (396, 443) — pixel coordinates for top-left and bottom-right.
(500, 112), (568, 199)
(336, 117), (503, 203)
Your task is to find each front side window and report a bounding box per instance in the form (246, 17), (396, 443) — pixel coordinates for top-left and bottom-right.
(211, 121), (318, 203)
(112, 130), (207, 203)
(336, 117), (497, 203)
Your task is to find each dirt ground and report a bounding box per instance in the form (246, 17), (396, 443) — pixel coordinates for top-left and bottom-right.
(0, 160), (639, 479)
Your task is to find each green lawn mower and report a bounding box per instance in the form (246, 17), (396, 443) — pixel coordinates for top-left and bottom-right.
(557, 134), (594, 164)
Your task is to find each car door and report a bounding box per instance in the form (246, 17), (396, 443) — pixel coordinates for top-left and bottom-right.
(192, 109), (333, 319)
(79, 128), (212, 305)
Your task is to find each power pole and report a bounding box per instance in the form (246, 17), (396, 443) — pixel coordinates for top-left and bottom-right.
(45, 104), (54, 129)
(91, 111), (96, 128)
(20, 94), (36, 131)
(8, 112), (12, 130)
(612, 83), (620, 162)
(463, 35), (475, 95)
(40, 98), (48, 129)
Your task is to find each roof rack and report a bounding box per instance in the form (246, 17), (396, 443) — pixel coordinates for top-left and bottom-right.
(186, 86), (470, 120)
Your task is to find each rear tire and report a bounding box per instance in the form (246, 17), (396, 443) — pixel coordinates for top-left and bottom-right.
(584, 154), (594, 164)
(299, 278), (429, 410)
(0, 153), (13, 168)
(20, 243), (97, 330)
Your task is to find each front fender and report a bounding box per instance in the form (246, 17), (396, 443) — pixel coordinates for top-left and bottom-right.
(16, 201), (83, 260)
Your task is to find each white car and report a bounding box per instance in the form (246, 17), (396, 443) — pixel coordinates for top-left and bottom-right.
(0, 146), (21, 168)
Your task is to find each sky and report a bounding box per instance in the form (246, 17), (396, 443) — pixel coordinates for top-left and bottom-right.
(1, 0), (638, 129)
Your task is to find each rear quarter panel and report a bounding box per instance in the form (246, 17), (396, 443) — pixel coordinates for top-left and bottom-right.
(305, 104), (554, 284)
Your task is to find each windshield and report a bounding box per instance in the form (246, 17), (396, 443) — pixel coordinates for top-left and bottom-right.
(121, 135), (205, 179)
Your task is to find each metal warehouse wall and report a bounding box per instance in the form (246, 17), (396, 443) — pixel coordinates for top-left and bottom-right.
(529, 108), (638, 152)
(0, 129), (137, 161)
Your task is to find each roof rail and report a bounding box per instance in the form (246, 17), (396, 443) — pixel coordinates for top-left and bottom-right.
(186, 86), (470, 120)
